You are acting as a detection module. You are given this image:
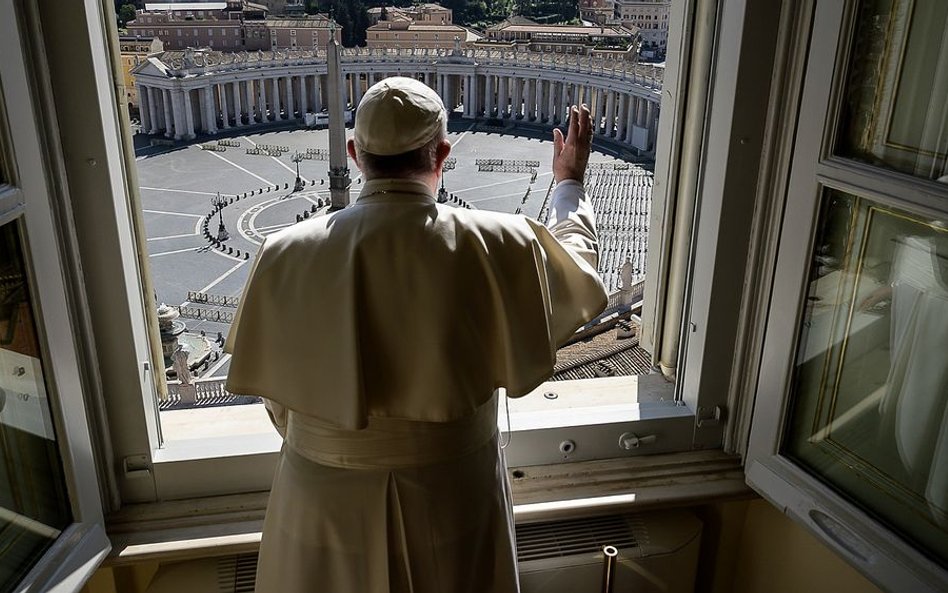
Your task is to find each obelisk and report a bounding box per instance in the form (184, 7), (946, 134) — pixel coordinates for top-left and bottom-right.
(327, 22), (351, 211)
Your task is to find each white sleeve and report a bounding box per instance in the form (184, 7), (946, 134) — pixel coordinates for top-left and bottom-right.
(546, 179), (600, 270)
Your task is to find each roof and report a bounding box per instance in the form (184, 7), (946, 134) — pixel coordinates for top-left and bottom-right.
(497, 24), (634, 36)
(261, 16), (335, 28)
(144, 2), (228, 10)
(551, 321), (652, 381)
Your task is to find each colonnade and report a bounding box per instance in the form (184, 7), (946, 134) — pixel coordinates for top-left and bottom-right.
(135, 48), (661, 151)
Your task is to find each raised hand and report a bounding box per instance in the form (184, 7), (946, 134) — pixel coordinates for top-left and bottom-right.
(552, 104), (593, 184)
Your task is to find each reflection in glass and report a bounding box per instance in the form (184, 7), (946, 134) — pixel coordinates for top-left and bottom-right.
(785, 189), (948, 566)
(0, 222), (71, 592)
(838, 0), (948, 181)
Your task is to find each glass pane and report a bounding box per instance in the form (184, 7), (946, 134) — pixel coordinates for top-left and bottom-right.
(837, 0), (948, 182)
(785, 188), (948, 565)
(0, 221), (72, 591)
(120, 0), (676, 442)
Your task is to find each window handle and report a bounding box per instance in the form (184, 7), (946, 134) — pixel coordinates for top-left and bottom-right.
(618, 432), (657, 450)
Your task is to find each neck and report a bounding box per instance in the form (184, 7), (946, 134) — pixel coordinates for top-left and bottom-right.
(365, 172), (439, 194)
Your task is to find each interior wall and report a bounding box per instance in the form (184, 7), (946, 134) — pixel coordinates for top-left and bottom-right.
(729, 499), (883, 593)
(81, 499), (887, 593)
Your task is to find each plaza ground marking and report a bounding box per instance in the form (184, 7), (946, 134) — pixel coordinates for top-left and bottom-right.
(466, 190), (536, 204)
(140, 187), (220, 197)
(150, 246), (204, 257)
(450, 123), (476, 148)
(198, 260), (247, 294)
(242, 136), (310, 184)
(453, 171), (552, 194)
(143, 209), (203, 218)
(255, 221), (297, 233)
(207, 150), (273, 186)
(147, 232), (199, 242)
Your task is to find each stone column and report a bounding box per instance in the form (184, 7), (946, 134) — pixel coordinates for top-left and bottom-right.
(170, 89), (186, 140)
(162, 89), (174, 138)
(546, 81), (556, 123)
(201, 86), (217, 134)
(623, 94), (636, 144)
(244, 80), (255, 123)
(528, 78), (538, 121)
(605, 90), (616, 137)
(314, 74), (324, 112)
(300, 75), (309, 116)
(558, 82), (568, 123)
(484, 74), (494, 116)
(145, 87), (157, 134)
(183, 89), (196, 139)
(256, 79), (266, 122)
(646, 100), (657, 148)
(283, 76), (294, 119)
(232, 82), (243, 126)
(497, 75), (508, 118)
(616, 93), (628, 142)
(219, 85), (230, 129)
(461, 75), (470, 117)
(349, 73), (360, 110)
(269, 77), (280, 120)
(139, 86), (152, 134)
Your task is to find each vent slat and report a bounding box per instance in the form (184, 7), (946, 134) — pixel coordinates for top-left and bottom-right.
(515, 514), (639, 563)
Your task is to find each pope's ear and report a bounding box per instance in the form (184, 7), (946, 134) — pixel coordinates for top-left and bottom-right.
(436, 139), (451, 162)
(346, 139), (359, 164)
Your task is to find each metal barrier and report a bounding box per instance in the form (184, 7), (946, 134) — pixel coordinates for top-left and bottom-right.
(217, 139), (241, 147)
(187, 291), (240, 308)
(200, 143), (227, 152)
(178, 305), (235, 323)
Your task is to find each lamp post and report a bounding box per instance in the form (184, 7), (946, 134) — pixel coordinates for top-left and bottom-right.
(212, 193), (229, 242)
(292, 151), (305, 192)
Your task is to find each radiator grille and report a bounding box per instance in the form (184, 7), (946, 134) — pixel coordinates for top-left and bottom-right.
(218, 553), (258, 593)
(516, 514), (641, 562)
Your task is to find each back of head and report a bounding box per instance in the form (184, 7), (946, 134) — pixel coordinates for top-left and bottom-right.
(353, 76), (447, 179)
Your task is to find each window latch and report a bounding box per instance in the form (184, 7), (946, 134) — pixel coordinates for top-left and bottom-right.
(618, 432), (657, 450)
(696, 405), (726, 428)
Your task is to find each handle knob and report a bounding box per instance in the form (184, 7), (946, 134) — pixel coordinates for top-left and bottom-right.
(618, 432), (657, 450)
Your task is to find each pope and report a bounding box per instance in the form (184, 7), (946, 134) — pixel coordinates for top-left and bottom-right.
(225, 76), (607, 593)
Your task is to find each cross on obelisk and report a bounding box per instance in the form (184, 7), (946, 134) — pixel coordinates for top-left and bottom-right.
(327, 20), (351, 211)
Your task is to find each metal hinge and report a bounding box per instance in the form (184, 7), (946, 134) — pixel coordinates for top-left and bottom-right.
(696, 405), (726, 428)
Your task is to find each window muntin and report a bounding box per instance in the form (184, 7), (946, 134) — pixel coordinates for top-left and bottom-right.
(747, 0), (948, 589)
(836, 0), (948, 182)
(0, 221), (72, 590)
(784, 189), (948, 565)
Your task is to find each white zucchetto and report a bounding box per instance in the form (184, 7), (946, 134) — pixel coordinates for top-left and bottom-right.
(353, 76), (447, 156)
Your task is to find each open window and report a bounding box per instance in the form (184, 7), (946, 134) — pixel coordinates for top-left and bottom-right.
(19, 0), (779, 535)
(747, 0), (948, 590)
(0, 1), (110, 589)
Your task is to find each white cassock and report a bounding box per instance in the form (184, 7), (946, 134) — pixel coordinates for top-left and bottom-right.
(225, 178), (607, 593)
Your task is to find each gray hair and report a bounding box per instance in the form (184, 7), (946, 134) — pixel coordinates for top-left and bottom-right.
(356, 125), (446, 179)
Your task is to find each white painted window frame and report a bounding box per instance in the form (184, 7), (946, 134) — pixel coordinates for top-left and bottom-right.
(0, 0), (110, 590)
(745, 1), (948, 591)
(35, 0), (774, 506)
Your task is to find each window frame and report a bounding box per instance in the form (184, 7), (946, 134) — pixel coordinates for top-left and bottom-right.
(50, 0), (773, 505)
(745, 0), (948, 590)
(0, 0), (111, 589)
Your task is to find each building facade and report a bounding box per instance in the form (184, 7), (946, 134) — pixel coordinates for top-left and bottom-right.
(475, 16), (640, 61)
(367, 3), (454, 26)
(131, 47), (662, 155)
(579, 0), (618, 25)
(126, 3), (338, 51)
(119, 35), (164, 116)
(614, 0), (671, 56)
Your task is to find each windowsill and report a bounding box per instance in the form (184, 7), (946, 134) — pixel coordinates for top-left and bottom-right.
(104, 449), (751, 566)
(156, 375), (677, 461)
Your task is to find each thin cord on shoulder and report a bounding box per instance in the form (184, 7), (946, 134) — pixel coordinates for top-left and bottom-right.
(500, 391), (512, 449)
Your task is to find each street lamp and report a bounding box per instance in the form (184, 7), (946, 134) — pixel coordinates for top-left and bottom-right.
(292, 151), (305, 192)
(211, 192), (229, 242)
